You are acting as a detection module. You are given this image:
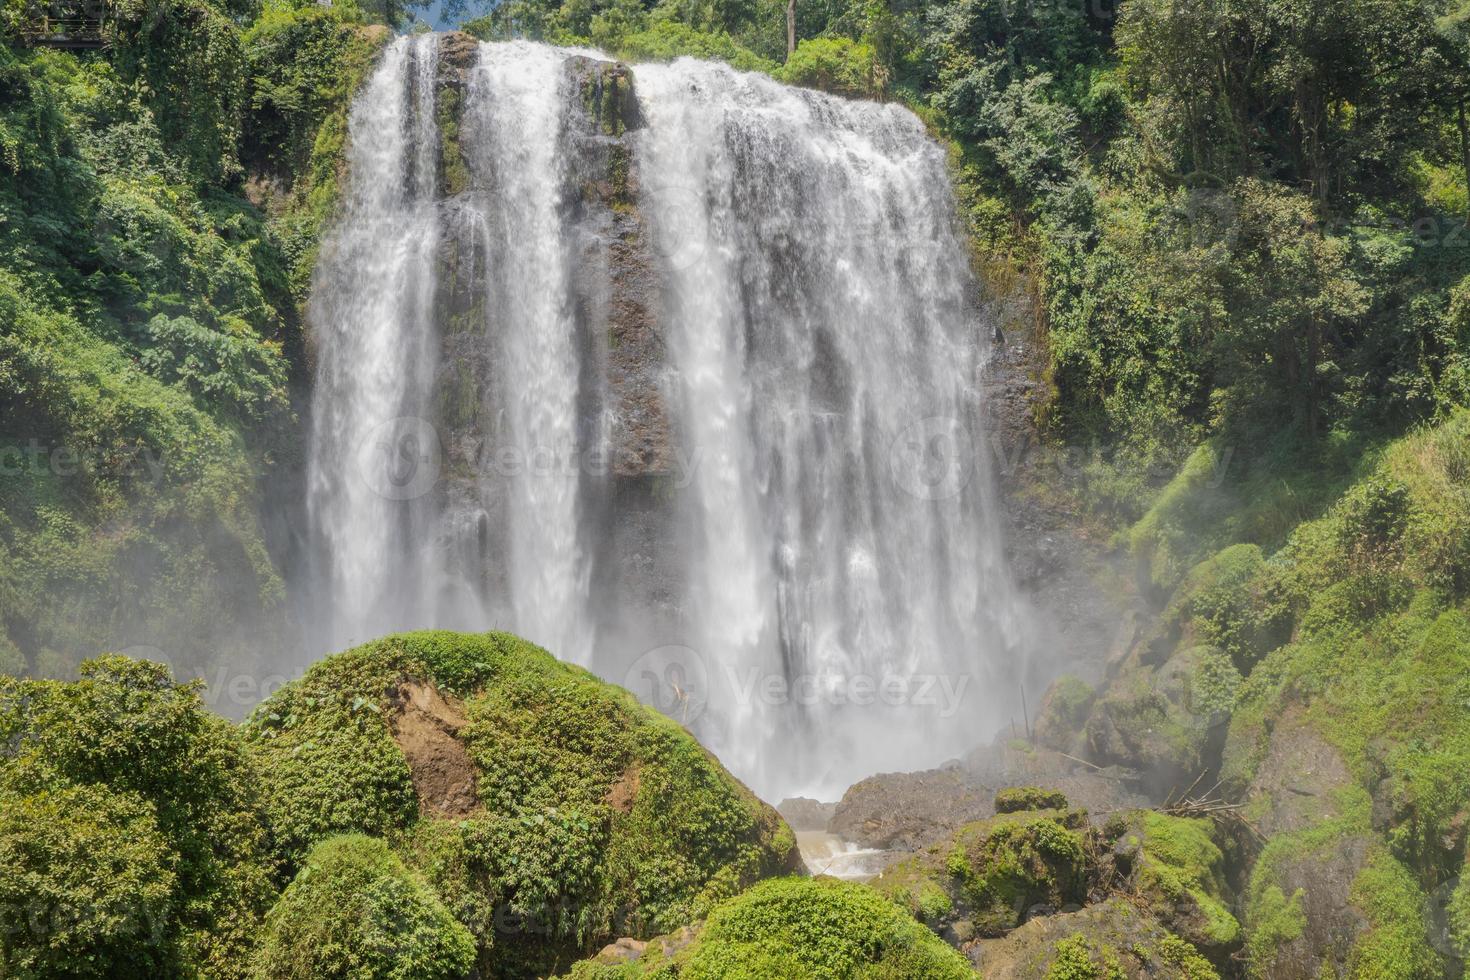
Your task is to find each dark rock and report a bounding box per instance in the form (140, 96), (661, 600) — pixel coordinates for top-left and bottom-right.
(1242, 707), (1352, 838)
(831, 768), (996, 851)
(1248, 835), (1373, 979)
(970, 897), (1217, 978)
(777, 797), (836, 832)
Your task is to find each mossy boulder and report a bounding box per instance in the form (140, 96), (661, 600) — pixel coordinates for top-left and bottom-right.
(973, 898), (1220, 979)
(996, 787), (1071, 814)
(243, 630), (799, 977)
(561, 876), (978, 978)
(1106, 812), (1240, 961)
(874, 800), (1091, 940)
(1032, 675), (1095, 753)
(0, 657), (275, 979)
(248, 834), (475, 980)
(1242, 795), (1443, 980)
(1084, 644), (1241, 789)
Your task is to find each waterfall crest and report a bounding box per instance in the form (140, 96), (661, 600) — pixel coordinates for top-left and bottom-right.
(305, 35), (1030, 798)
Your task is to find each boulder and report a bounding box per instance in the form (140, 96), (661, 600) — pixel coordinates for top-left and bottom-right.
(244, 630), (799, 976)
(972, 898), (1219, 979)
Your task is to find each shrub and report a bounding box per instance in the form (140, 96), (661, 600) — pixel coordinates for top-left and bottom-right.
(566, 877), (976, 978)
(0, 656), (276, 979)
(0, 783), (177, 979)
(777, 37), (883, 99)
(249, 835), (475, 980)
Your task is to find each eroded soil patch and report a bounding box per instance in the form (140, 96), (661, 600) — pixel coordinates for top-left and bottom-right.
(389, 680), (481, 817)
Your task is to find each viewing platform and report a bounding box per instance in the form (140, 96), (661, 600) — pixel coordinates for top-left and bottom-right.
(16, 3), (108, 49)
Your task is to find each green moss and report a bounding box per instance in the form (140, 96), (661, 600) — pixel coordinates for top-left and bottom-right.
(1343, 850), (1442, 978)
(564, 877), (977, 979)
(249, 834), (476, 980)
(437, 84), (468, 196)
(996, 786), (1072, 814)
(1448, 867), (1470, 961)
(1045, 934), (1114, 980)
(1243, 882), (1305, 977)
(1131, 812), (1240, 949)
(1035, 675), (1094, 745)
(947, 813), (1089, 936)
(244, 630), (796, 977)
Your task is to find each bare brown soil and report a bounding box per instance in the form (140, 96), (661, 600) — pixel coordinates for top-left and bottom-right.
(388, 680), (481, 817)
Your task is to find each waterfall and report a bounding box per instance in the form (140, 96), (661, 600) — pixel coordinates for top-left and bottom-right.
(307, 34), (442, 649)
(305, 35), (1030, 799)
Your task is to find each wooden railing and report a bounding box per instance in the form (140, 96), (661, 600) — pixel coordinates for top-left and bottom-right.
(17, 7), (109, 48)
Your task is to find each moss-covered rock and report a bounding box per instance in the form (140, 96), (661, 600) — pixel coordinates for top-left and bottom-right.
(1032, 676), (1095, 753)
(1242, 791), (1444, 980)
(996, 787), (1071, 814)
(561, 877), (978, 979)
(973, 898), (1220, 979)
(243, 630), (799, 977)
(1084, 643), (1240, 788)
(874, 803), (1091, 940)
(1106, 811), (1240, 961)
(248, 834), (475, 980)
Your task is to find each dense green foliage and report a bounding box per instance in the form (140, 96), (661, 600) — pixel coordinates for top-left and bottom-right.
(0, 0), (387, 682)
(0, 656), (275, 978)
(563, 876), (978, 979)
(872, 792), (1227, 974)
(249, 834), (476, 980)
(0, 633), (801, 979)
(243, 630), (798, 978)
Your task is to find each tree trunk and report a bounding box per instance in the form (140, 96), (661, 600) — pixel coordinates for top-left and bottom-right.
(1459, 99), (1470, 225)
(786, 0), (796, 60)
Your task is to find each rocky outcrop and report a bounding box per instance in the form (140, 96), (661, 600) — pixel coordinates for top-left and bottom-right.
(777, 796), (836, 831)
(869, 790), (1234, 975)
(972, 898), (1220, 978)
(832, 767), (996, 851)
(831, 745), (1152, 852)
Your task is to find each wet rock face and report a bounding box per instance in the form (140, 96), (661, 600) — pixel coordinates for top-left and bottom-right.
(981, 323), (1148, 732)
(1248, 836), (1372, 978)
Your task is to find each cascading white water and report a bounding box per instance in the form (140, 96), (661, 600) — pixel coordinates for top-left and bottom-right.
(307, 34), (442, 649)
(305, 35), (1031, 800)
(465, 42), (594, 666)
(635, 61), (1024, 794)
